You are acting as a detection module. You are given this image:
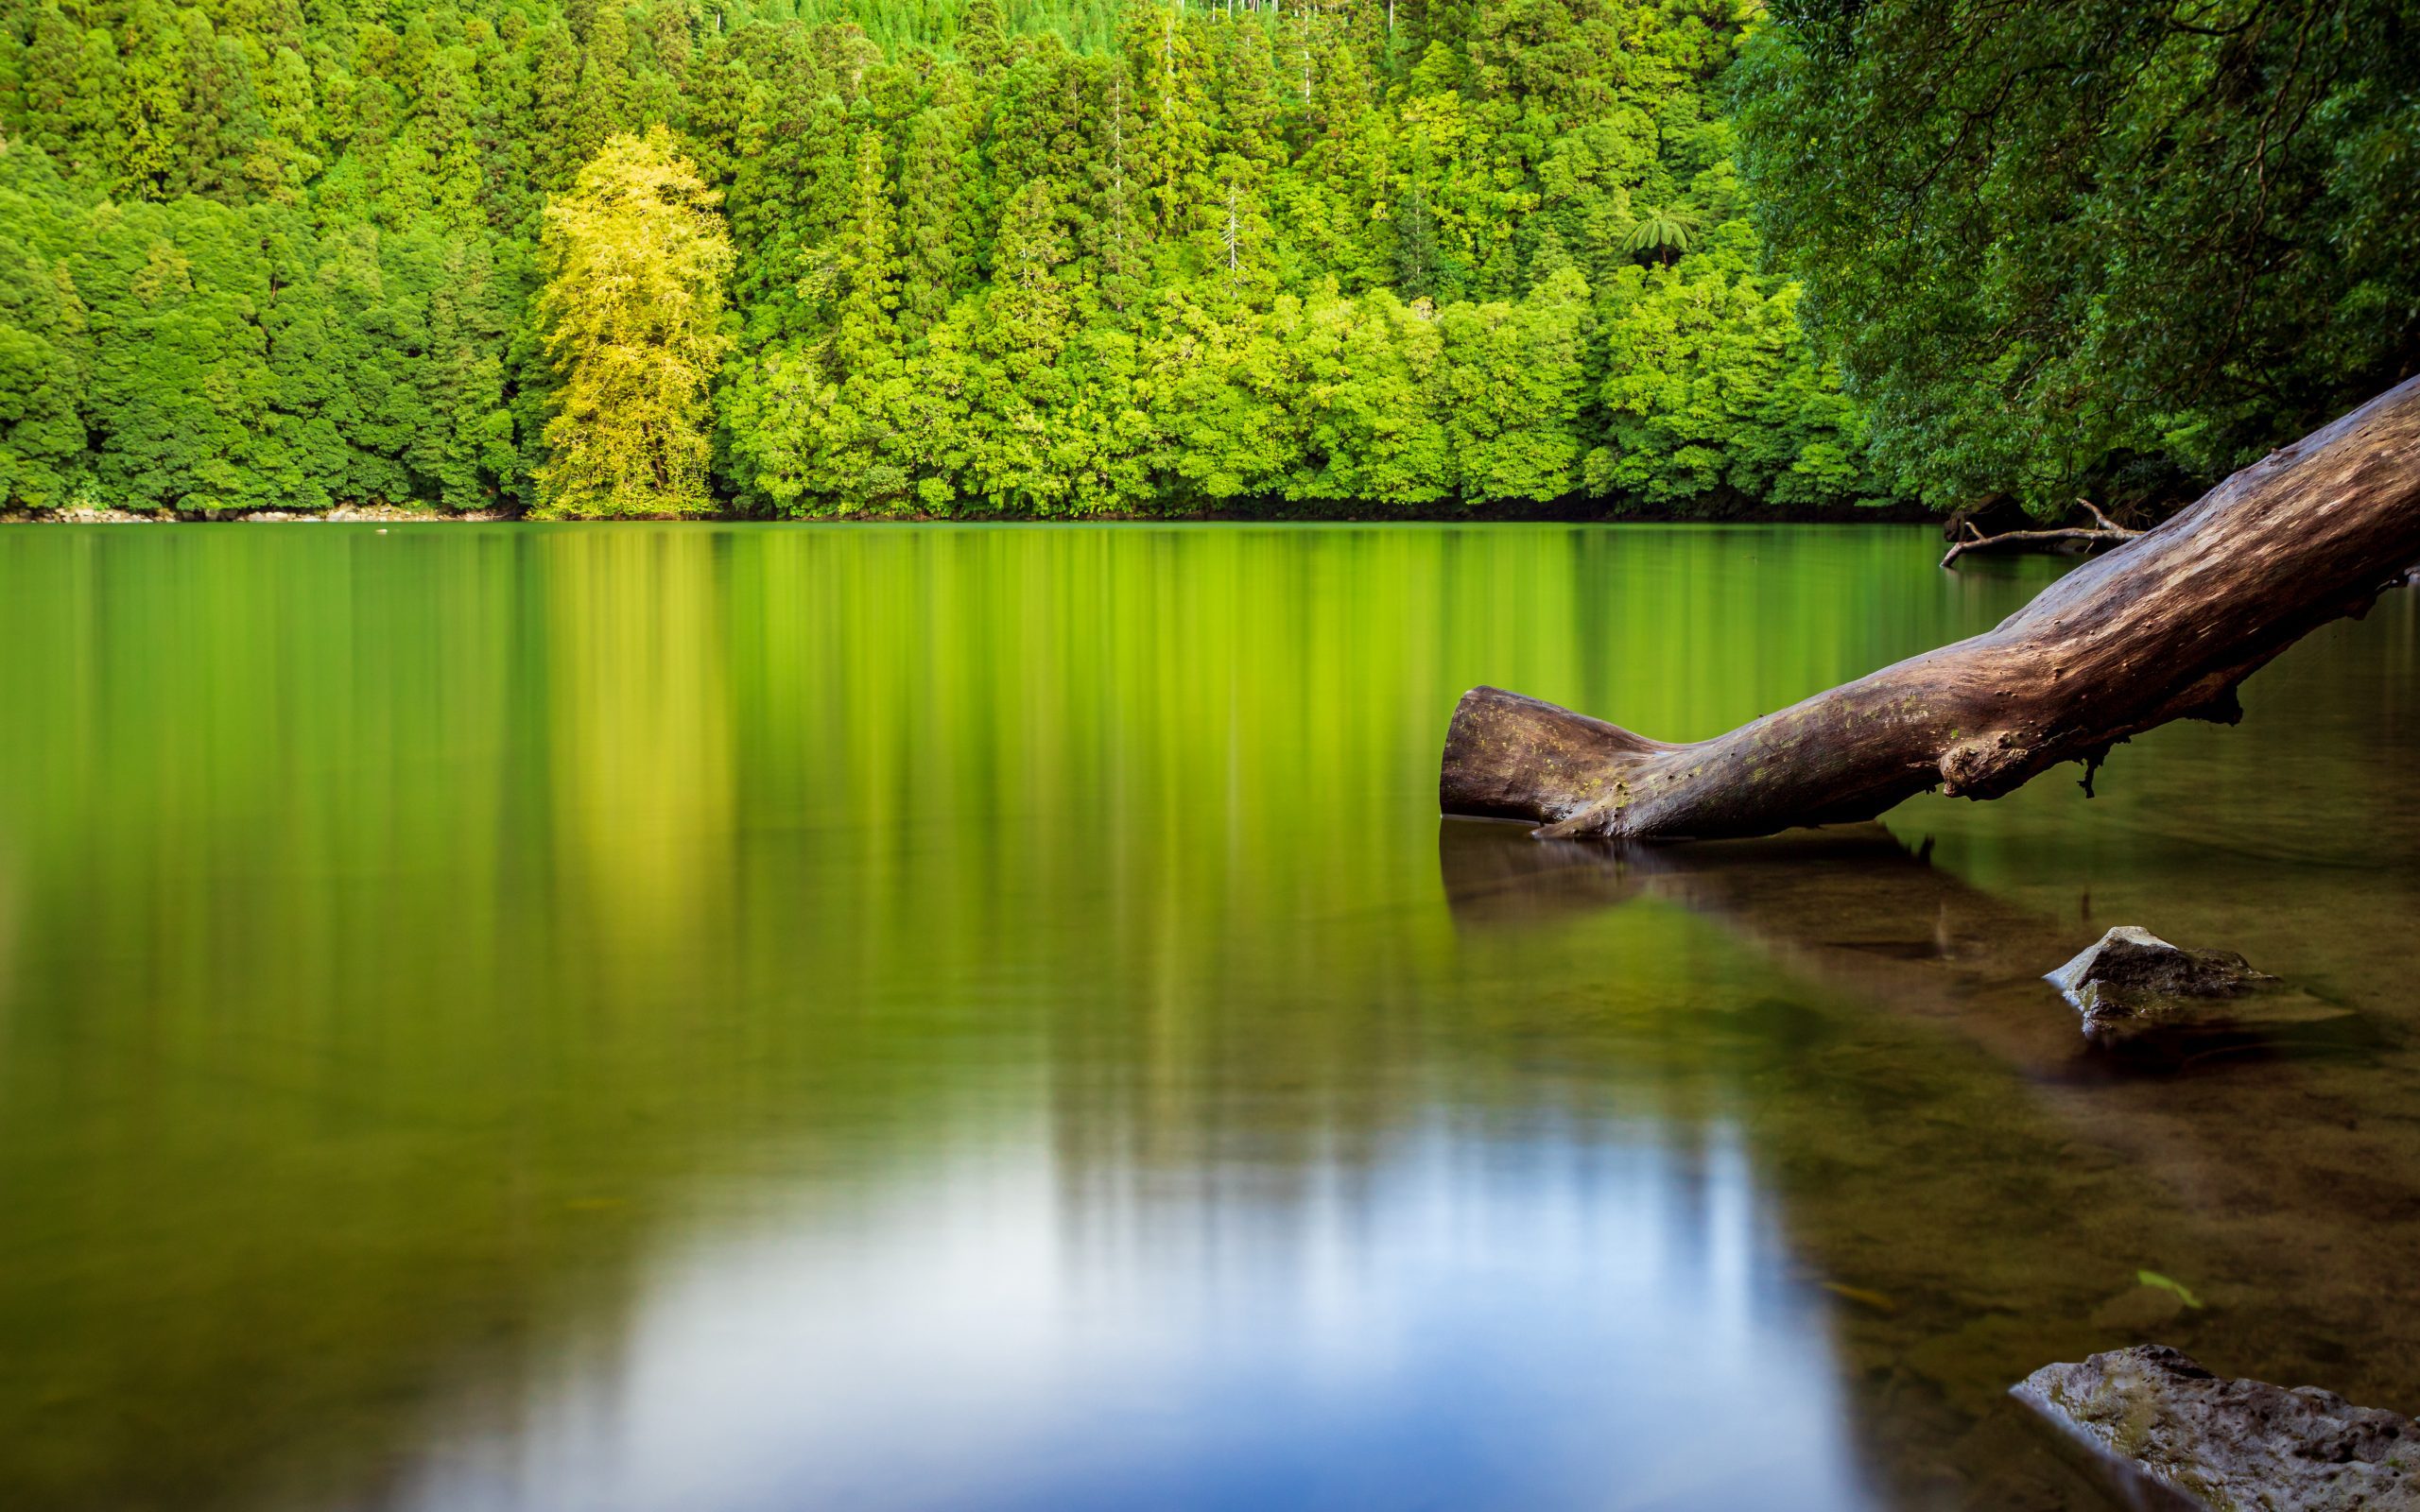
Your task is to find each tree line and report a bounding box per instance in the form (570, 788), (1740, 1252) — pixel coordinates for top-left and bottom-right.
(1, 0), (2408, 519)
(0, 0), (1874, 517)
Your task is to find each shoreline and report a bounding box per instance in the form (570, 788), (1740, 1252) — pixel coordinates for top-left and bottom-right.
(4, 500), (1944, 527)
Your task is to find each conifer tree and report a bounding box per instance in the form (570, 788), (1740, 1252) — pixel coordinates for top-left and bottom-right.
(1119, 4), (1210, 239)
(415, 48), (486, 232)
(643, 0), (695, 85)
(471, 26), (540, 232)
(1093, 63), (1143, 312)
(176, 19), (260, 200)
(1216, 18), (1280, 170)
(248, 46), (323, 201)
(895, 71), (970, 335)
(833, 128), (900, 375)
(114, 0), (190, 198)
(564, 5), (637, 178)
(11, 7), (112, 180)
(527, 21), (584, 191)
(959, 0), (1006, 78)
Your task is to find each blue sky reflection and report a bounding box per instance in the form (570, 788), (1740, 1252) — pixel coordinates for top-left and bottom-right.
(396, 1118), (1873, 1512)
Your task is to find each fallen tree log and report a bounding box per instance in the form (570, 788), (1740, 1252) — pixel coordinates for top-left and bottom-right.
(1441, 376), (2420, 841)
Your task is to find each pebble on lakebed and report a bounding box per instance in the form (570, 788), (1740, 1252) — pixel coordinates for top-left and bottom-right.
(2013, 1345), (2420, 1512)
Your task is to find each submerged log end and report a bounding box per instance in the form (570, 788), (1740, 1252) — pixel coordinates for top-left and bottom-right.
(1440, 686), (1668, 827)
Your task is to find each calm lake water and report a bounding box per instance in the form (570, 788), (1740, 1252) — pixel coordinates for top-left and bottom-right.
(1, 524), (2415, 1512)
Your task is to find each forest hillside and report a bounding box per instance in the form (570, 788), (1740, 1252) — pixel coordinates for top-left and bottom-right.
(1, 0), (2410, 518)
(0, 0), (1869, 516)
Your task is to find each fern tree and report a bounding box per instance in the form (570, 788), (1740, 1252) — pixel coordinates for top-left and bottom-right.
(1619, 207), (1699, 266)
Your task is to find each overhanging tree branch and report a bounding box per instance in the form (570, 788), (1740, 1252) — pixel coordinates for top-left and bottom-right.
(1441, 376), (2420, 841)
(1939, 496), (2143, 566)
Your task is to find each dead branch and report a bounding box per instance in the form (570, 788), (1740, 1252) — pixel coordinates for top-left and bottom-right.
(1940, 497), (2144, 568)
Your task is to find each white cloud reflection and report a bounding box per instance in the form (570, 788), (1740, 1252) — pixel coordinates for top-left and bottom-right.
(396, 1118), (1871, 1512)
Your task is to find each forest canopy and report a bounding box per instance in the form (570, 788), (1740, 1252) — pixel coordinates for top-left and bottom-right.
(0, 0), (1878, 516)
(0, 0), (2405, 518)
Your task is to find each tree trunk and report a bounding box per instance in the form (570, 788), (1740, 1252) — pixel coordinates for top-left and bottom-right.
(1441, 377), (2420, 841)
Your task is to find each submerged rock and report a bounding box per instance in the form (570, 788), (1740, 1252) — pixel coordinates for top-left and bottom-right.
(2013, 1346), (2420, 1511)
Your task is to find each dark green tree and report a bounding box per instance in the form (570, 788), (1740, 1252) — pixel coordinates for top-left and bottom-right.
(1737, 0), (2420, 512)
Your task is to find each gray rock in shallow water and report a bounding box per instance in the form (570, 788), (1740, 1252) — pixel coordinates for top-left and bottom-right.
(2044, 927), (2342, 1048)
(2048, 926), (2273, 1006)
(2014, 1346), (2420, 1511)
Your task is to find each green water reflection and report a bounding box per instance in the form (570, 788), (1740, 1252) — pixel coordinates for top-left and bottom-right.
(0, 524), (2412, 1512)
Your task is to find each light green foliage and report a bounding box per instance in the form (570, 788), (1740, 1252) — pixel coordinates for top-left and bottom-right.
(715, 0), (1873, 516)
(534, 128), (734, 517)
(1285, 288), (1450, 506)
(0, 0), (1876, 516)
(1442, 269), (1597, 503)
(1736, 0), (2420, 515)
(1591, 226), (1870, 509)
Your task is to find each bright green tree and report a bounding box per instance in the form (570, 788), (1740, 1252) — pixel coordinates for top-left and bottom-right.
(532, 127), (734, 517)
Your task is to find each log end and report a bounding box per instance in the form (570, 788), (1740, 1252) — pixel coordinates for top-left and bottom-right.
(1440, 687), (1666, 827)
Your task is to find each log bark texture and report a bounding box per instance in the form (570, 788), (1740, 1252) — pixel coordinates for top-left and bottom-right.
(1442, 376), (2420, 841)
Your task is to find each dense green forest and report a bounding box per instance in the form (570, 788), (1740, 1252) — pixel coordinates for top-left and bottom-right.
(0, 0), (2410, 517)
(1741, 0), (2420, 517)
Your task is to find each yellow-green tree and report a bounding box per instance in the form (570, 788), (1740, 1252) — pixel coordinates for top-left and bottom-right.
(533, 127), (734, 518)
